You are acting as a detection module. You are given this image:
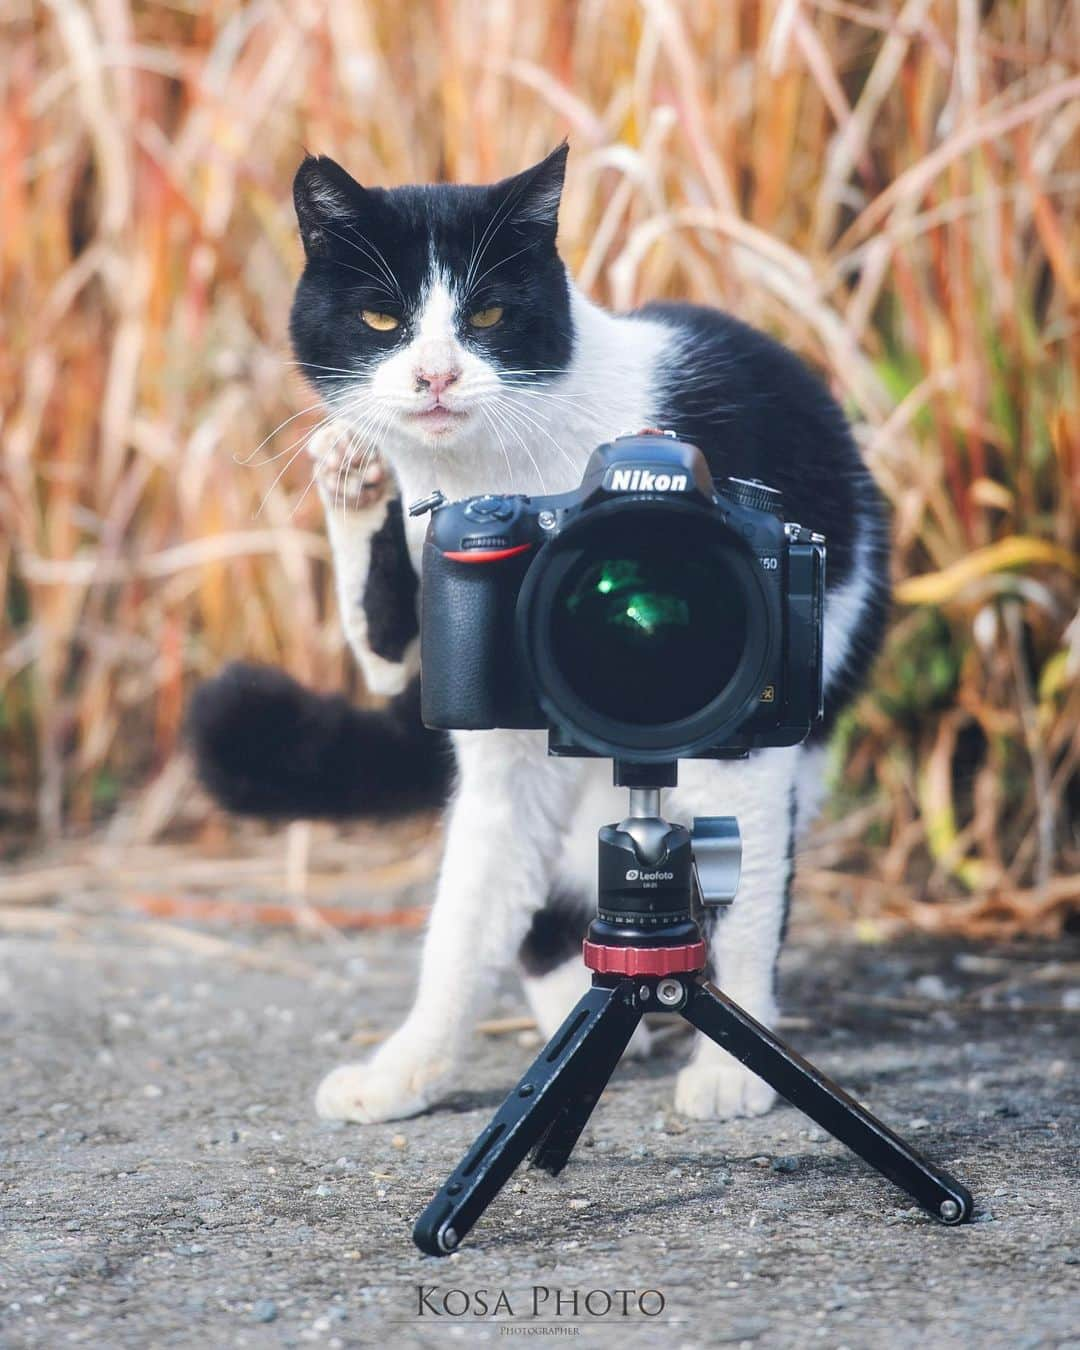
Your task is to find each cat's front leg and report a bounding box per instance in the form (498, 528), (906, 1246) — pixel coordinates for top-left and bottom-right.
(669, 748), (800, 1121)
(316, 731), (583, 1123)
(310, 422), (420, 698)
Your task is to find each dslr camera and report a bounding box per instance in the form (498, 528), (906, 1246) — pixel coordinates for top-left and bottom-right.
(417, 432), (826, 763)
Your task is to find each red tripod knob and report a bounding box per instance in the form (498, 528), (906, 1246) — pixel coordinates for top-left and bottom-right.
(581, 939), (707, 976)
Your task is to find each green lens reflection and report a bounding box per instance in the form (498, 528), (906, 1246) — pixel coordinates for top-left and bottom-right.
(567, 561), (690, 637)
(552, 543), (745, 726)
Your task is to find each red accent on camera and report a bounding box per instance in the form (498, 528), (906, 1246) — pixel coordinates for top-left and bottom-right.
(581, 940), (707, 976)
(442, 543), (533, 564)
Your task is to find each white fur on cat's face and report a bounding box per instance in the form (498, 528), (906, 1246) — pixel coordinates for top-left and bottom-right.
(365, 273), (506, 450)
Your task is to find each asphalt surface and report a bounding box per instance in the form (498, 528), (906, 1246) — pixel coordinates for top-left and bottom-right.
(1, 923), (1077, 1348)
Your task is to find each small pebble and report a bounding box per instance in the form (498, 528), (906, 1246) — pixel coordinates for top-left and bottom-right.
(771, 1156), (799, 1174)
(391, 1134), (407, 1150)
(568, 1198), (590, 1210)
(252, 1299), (278, 1323)
(913, 974), (952, 1002)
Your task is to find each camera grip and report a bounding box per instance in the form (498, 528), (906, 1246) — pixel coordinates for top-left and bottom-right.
(420, 540), (541, 730)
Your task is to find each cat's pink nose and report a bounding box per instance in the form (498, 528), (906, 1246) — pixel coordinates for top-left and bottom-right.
(415, 366), (461, 397)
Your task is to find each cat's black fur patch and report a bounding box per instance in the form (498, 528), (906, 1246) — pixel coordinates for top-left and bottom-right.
(290, 145), (574, 409)
(518, 889), (591, 977)
(778, 782), (799, 947)
(186, 665), (450, 818)
(363, 498), (419, 662)
(639, 302), (892, 735)
(641, 302), (887, 594)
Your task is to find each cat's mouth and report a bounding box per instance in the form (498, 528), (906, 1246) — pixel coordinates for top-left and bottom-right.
(408, 403), (470, 436)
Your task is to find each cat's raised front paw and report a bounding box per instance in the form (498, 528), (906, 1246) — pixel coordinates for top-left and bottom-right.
(315, 1047), (452, 1123)
(674, 1058), (776, 1121)
(308, 424), (390, 511)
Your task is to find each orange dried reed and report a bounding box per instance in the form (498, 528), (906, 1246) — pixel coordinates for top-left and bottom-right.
(1, 1), (1077, 934)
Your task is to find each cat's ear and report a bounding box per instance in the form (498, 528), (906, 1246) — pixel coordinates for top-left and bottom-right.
(293, 155), (367, 257)
(498, 141), (569, 237)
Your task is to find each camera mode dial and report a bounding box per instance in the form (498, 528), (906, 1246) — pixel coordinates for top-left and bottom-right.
(725, 477), (783, 515)
(464, 494), (517, 523)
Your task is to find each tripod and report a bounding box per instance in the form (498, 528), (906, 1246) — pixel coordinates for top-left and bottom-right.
(413, 773), (973, 1255)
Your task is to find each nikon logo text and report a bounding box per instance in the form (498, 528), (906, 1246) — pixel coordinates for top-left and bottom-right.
(607, 468), (689, 492)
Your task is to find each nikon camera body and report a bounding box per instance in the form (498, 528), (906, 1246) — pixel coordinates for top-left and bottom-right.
(418, 433), (826, 764)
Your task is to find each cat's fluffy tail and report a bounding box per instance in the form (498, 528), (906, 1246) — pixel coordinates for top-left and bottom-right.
(186, 664), (450, 819)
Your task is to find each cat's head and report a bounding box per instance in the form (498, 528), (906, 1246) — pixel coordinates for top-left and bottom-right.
(289, 145), (572, 455)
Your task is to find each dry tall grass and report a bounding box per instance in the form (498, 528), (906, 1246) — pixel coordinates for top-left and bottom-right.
(2, 1), (1077, 932)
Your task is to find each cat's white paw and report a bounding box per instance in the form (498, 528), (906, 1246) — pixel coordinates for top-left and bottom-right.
(309, 424), (389, 511)
(355, 646), (415, 699)
(674, 1058), (776, 1121)
(315, 1046), (452, 1123)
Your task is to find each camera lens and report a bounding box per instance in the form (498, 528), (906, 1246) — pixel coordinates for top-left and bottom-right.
(551, 542), (744, 724)
(540, 509), (754, 727)
(518, 500), (772, 759)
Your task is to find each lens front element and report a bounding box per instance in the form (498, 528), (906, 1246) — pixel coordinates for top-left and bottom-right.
(553, 544), (745, 725)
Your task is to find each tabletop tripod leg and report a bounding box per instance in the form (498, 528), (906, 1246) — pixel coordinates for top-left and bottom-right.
(681, 977), (973, 1224)
(413, 982), (643, 1255)
(531, 984), (641, 1175)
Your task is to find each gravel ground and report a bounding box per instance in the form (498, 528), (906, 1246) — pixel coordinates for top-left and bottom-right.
(1, 923), (1077, 1348)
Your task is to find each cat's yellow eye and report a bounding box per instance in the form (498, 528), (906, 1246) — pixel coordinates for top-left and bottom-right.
(469, 305), (504, 329)
(361, 310), (400, 332)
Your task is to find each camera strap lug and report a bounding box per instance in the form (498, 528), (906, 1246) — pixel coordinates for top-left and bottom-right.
(408, 489), (447, 517)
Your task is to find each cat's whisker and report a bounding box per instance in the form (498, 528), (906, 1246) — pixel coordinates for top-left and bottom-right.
(246, 398), (367, 478)
(341, 405), (395, 515)
(308, 235), (402, 293)
(466, 241), (539, 301)
(480, 405), (540, 502)
(489, 406), (548, 494)
(478, 405), (516, 492)
(235, 403), (332, 468)
(463, 179), (530, 300)
(242, 390), (379, 468)
(282, 360), (365, 377)
(320, 223), (405, 303)
(490, 396), (578, 486)
(340, 222), (404, 303)
(257, 391), (386, 517)
(335, 401), (391, 516)
(255, 418), (340, 519)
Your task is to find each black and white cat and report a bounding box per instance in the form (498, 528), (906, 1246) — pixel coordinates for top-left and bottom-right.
(190, 145), (890, 1124)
